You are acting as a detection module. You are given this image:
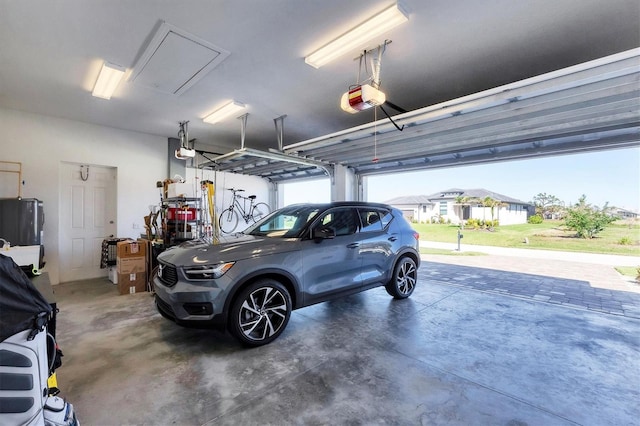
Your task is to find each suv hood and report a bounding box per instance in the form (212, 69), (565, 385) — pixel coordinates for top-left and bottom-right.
(158, 234), (298, 266)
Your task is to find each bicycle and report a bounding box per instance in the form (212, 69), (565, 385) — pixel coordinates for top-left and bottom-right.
(218, 188), (270, 234)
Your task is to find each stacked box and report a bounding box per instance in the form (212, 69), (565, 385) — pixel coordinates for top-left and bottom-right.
(136, 239), (154, 290)
(116, 241), (147, 294)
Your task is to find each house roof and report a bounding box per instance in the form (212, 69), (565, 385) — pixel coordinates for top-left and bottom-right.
(385, 188), (531, 206)
(383, 195), (434, 205)
(612, 207), (639, 215)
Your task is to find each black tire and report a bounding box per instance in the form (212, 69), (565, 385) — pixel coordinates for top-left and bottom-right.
(251, 202), (270, 223)
(385, 256), (417, 299)
(219, 208), (239, 234)
(229, 279), (292, 346)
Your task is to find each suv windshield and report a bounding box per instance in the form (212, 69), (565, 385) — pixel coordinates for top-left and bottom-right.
(244, 205), (321, 238)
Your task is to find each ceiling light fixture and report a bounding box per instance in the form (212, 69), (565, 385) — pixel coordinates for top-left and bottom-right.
(203, 101), (246, 124)
(305, 2), (408, 69)
(92, 61), (126, 99)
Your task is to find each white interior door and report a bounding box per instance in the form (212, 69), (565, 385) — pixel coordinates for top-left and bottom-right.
(59, 163), (117, 283)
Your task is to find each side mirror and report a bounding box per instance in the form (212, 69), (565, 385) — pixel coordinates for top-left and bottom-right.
(312, 227), (335, 240)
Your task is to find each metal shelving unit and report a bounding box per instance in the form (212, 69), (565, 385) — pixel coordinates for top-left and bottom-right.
(162, 197), (201, 246)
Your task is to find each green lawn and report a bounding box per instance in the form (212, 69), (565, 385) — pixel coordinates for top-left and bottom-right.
(412, 220), (640, 256)
(615, 266), (639, 278)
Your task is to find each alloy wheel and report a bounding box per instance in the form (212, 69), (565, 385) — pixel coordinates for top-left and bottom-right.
(236, 284), (290, 344)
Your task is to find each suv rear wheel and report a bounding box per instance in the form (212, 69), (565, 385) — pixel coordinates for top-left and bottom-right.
(385, 257), (417, 299)
(229, 279), (292, 346)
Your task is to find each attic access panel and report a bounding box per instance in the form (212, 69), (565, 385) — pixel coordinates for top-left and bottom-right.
(128, 21), (230, 96)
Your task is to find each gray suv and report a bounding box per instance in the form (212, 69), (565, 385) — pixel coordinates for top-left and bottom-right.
(154, 202), (420, 346)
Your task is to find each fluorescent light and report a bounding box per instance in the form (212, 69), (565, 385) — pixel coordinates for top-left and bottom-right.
(203, 101), (246, 124)
(92, 61), (125, 99)
(305, 3), (408, 68)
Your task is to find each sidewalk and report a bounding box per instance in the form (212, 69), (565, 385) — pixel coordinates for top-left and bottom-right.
(420, 240), (640, 266)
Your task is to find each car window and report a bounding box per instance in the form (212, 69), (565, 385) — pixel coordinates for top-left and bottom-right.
(359, 209), (383, 232)
(380, 209), (393, 228)
(358, 208), (390, 232)
(313, 207), (359, 237)
(245, 206), (320, 237)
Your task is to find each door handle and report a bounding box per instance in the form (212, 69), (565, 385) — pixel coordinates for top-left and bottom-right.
(347, 243), (360, 249)
(388, 236), (397, 242)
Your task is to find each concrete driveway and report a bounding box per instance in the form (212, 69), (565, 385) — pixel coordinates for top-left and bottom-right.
(53, 249), (640, 425)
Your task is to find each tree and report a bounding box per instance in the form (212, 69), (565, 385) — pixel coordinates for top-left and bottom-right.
(532, 192), (564, 219)
(482, 196), (507, 223)
(564, 195), (616, 239)
(455, 195), (480, 206)
(454, 195), (481, 225)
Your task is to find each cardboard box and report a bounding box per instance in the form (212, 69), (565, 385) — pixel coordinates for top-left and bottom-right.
(117, 272), (146, 295)
(136, 239), (154, 286)
(167, 182), (194, 198)
(116, 256), (146, 274)
(116, 240), (147, 259)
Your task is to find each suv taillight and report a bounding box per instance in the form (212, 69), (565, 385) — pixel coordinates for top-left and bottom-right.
(413, 232), (420, 240)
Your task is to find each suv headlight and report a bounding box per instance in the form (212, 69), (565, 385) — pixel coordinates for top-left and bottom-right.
(183, 262), (235, 280)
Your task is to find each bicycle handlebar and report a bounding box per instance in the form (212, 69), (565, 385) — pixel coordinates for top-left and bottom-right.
(227, 189), (257, 202)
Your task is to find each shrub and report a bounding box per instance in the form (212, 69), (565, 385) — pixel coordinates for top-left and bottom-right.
(528, 215), (544, 224)
(618, 236), (633, 245)
(438, 216), (445, 224)
(564, 195), (615, 239)
(466, 218), (480, 229)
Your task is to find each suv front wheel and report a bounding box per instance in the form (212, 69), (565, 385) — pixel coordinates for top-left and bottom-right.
(229, 279), (292, 346)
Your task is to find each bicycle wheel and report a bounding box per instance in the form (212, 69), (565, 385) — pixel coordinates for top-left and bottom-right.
(251, 203), (270, 223)
(219, 208), (240, 234)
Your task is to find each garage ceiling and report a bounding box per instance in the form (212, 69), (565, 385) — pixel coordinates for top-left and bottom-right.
(203, 50), (640, 181)
(1, 1), (639, 175)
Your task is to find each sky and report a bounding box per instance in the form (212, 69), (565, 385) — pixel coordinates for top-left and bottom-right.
(283, 147), (640, 210)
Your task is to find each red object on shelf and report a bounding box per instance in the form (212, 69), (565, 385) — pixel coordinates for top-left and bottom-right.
(167, 207), (196, 221)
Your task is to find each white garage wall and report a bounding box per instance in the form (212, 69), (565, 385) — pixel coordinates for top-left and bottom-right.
(185, 167), (271, 232)
(0, 107), (166, 284)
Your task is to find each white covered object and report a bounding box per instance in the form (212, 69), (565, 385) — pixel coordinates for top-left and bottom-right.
(1, 245), (42, 274)
(167, 182), (195, 198)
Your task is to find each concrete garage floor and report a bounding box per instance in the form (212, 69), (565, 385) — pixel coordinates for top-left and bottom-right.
(52, 255), (640, 425)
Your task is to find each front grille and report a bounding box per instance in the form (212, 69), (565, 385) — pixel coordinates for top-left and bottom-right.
(158, 263), (178, 287)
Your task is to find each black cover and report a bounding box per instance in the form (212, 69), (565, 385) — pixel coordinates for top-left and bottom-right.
(0, 254), (52, 342)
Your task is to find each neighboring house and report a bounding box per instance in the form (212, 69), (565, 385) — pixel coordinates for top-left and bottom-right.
(385, 188), (532, 225)
(611, 207), (639, 219)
